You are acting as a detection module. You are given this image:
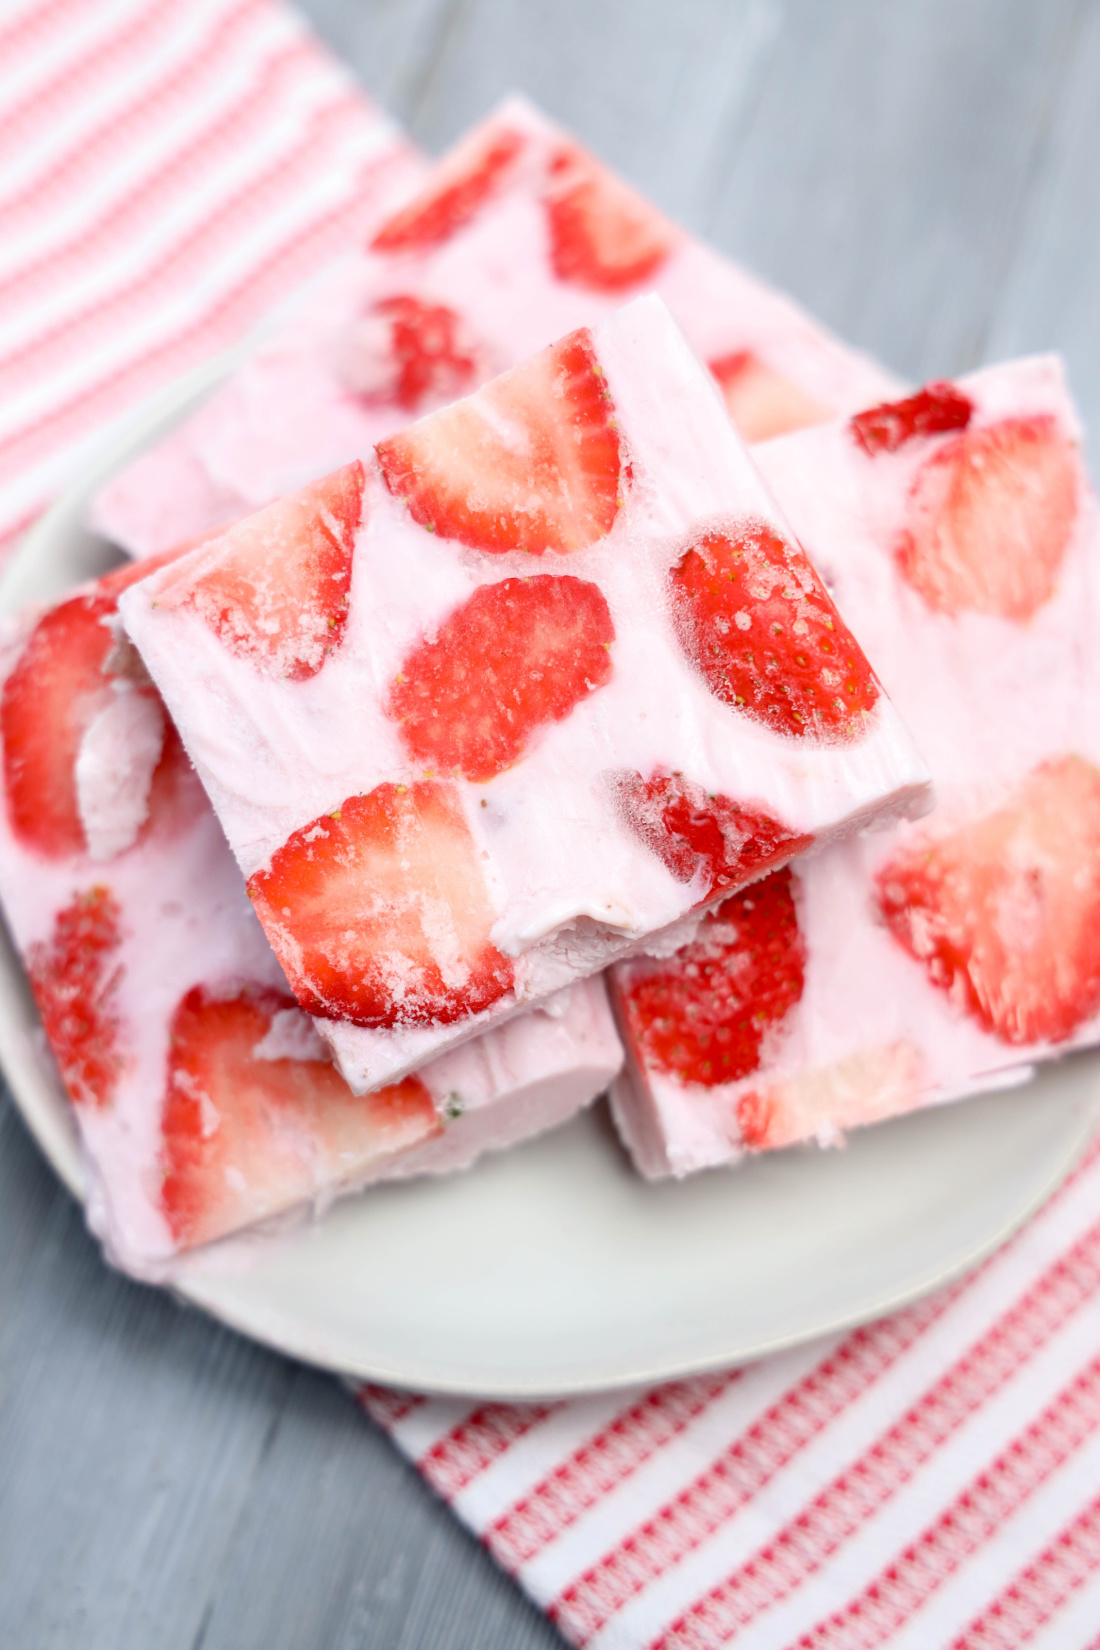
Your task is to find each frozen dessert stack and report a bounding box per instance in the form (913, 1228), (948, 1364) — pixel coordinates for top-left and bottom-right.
(1, 96), (1096, 1280)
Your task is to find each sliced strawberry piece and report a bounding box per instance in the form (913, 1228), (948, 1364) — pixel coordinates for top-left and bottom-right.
(161, 983), (438, 1248)
(850, 380), (973, 455)
(345, 295), (481, 413)
(377, 327), (623, 556)
(613, 771), (812, 902)
(737, 1043), (923, 1150)
(389, 575), (614, 782)
(167, 461), (365, 680)
(543, 143), (675, 291)
(615, 867), (804, 1087)
(2, 544), (207, 860)
(3, 594), (117, 857)
(896, 415), (1077, 620)
(28, 885), (124, 1108)
(370, 126), (525, 254)
(708, 351), (829, 443)
(669, 522), (880, 740)
(876, 755), (1100, 1045)
(247, 780), (514, 1029)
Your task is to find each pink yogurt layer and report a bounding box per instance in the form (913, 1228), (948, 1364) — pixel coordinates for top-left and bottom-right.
(120, 297), (931, 1096)
(608, 357), (1100, 1177)
(90, 95), (900, 560)
(0, 568), (623, 1280)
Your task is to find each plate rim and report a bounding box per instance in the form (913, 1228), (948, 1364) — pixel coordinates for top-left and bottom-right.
(2, 358), (1098, 1399)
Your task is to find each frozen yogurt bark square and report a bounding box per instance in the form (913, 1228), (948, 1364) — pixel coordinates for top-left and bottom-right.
(120, 297), (930, 1094)
(0, 564), (622, 1277)
(92, 95), (900, 560)
(608, 359), (1100, 1176)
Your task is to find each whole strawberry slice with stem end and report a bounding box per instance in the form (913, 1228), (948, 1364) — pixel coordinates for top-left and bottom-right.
(28, 885), (124, 1109)
(896, 415), (1078, 621)
(247, 780), (514, 1030)
(162, 461), (365, 681)
(376, 327), (624, 556)
(543, 143), (676, 292)
(613, 771), (813, 902)
(669, 522), (880, 741)
(615, 867), (805, 1088)
(3, 593), (116, 857)
(346, 295), (481, 413)
(708, 351), (829, 444)
(876, 754), (1100, 1046)
(850, 380), (974, 455)
(370, 126), (525, 254)
(389, 575), (614, 782)
(161, 983), (438, 1249)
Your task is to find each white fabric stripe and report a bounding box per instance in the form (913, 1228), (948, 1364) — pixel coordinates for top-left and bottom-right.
(583, 1161), (1100, 1650)
(0, 60), (361, 356)
(693, 1296), (1100, 1650)
(385, 1398), (483, 1462)
(517, 1338), (840, 1609)
(0, 0), (151, 115)
(0, 1), (293, 265)
(0, 117), (390, 498)
(888, 1409), (1100, 1650)
(451, 1388), (655, 1534)
(1029, 1564), (1100, 1650)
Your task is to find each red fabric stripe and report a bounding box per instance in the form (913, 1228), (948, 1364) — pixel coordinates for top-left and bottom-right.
(0, 42), (316, 316)
(651, 1217), (1100, 1650)
(490, 1374), (739, 1574)
(357, 1385), (427, 1431)
(0, 0), (269, 242)
(0, 0), (200, 154)
(419, 1404), (563, 1500)
(0, 112), (393, 491)
(794, 1356), (1100, 1650)
(0, 0), (101, 61)
(0, 89), (365, 400)
(551, 1287), (957, 1644)
(953, 1491), (1100, 1649)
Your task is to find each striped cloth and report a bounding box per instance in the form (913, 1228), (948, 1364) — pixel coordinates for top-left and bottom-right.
(360, 1134), (1100, 1649)
(6, 3), (1100, 1645)
(0, 0), (419, 554)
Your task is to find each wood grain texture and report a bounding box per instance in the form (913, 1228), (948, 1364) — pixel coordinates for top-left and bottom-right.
(4, 2), (1100, 1646)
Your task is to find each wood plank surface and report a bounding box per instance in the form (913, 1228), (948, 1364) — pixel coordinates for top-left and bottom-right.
(3, 2), (1100, 1645)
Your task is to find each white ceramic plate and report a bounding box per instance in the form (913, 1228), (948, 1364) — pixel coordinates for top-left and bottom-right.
(2, 369), (1098, 1398)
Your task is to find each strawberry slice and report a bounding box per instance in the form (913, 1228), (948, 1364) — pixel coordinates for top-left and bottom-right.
(377, 327), (624, 556)
(168, 461), (365, 680)
(543, 143), (675, 291)
(850, 380), (973, 455)
(389, 575), (614, 782)
(708, 352), (829, 443)
(161, 984), (438, 1249)
(669, 523), (880, 740)
(28, 885), (124, 1109)
(370, 126), (525, 254)
(3, 553), (205, 861)
(345, 295), (481, 412)
(615, 867), (805, 1087)
(876, 755), (1100, 1045)
(247, 780), (514, 1029)
(2, 594), (116, 857)
(896, 415), (1077, 620)
(613, 771), (812, 901)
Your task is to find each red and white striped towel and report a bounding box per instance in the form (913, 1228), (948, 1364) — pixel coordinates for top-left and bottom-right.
(361, 1136), (1100, 1649)
(0, 0), (420, 555)
(6, 3), (1100, 1645)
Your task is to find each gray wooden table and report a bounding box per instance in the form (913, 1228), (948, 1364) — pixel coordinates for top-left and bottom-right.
(4, 2), (1100, 1645)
